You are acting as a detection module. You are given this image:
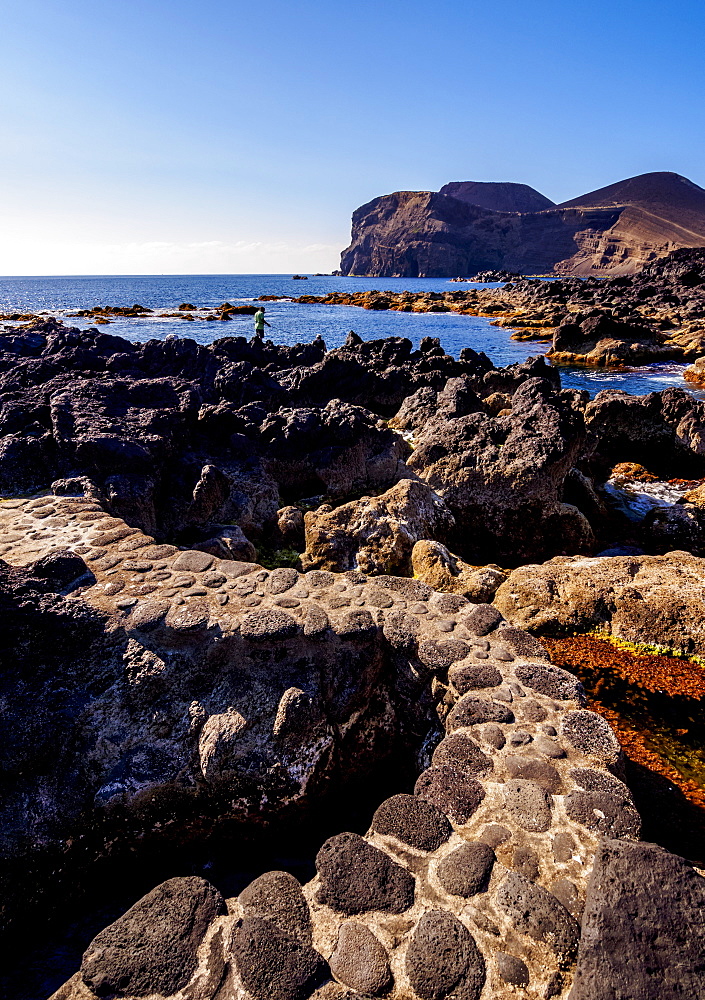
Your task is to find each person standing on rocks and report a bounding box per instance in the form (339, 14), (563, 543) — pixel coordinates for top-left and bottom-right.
(254, 306), (270, 338)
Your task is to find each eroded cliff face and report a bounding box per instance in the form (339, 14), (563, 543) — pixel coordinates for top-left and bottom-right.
(340, 172), (705, 278)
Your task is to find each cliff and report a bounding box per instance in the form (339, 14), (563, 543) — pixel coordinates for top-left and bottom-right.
(340, 171), (705, 277)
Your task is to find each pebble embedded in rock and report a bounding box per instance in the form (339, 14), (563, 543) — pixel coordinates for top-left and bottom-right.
(81, 877), (225, 998)
(481, 724), (506, 749)
(239, 871), (312, 943)
(504, 755), (562, 793)
(496, 953), (529, 988)
(512, 846), (540, 880)
(405, 909), (485, 1000)
(495, 872), (580, 959)
(553, 831), (577, 863)
(561, 710), (622, 764)
(240, 609), (298, 640)
(329, 922), (391, 995)
(315, 832), (415, 915)
(533, 735), (565, 758)
(436, 842), (495, 897)
(231, 915), (327, 1000)
(431, 733), (494, 777)
(515, 661), (586, 703)
(414, 765), (486, 824)
(372, 793), (452, 850)
(267, 567), (300, 595)
(172, 550), (214, 573)
(564, 789), (641, 839)
(504, 779), (553, 832)
(463, 604), (503, 636)
(335, 609), (377, 638)
(446, 695), (514, 729)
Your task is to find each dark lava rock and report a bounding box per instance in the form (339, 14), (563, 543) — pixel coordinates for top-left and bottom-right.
(448, 662), (502, 692)
(372, 793), (452, 850)
(463, 604), (503, 635)
(231, 915), (327, 1000)
(414, 765), (486, 824)
(564, 789), (641, 839)
(514, 661), (585, 703)
(512, 846), (540, 880)
(569, 766), (635, 803)
(240, 608), (299, 640)
(496, 953), (530, 987)
(552, 831), (577, 863)
(495, 872), (580, 959)
(436, 843), (495, 897)
(447, 694), (514, 729)
(572, 839), (705, 999)
(405, 909), (485, 1000)
(29, 549), (95, 594)
(315, 832), (415, 914)
(81, 876), (226, 997)
(495, 627), (549, 660)
(504, 755), (562, 793)
(431, 733), (494, 777)
(329, 922), (391, 995)
(560, 710), (621, 764)
(239, 871), (312, 943)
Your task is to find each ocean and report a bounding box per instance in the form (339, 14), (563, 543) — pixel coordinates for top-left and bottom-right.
(0, 273), (700, 399)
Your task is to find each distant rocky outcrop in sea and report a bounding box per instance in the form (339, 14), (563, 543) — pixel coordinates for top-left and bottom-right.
(340, 171), (705, 278)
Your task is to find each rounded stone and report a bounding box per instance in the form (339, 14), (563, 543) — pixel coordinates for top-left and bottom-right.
(365, 586), (394, 608)
(315, 832), (415, 915)
(202, 570), (227, 588)
(480, 824), (511, 848)
(512, 846), (540, 881)
(329, 922), (391, 995)
(569, 767), (634, 803)
(495, 627), (549, 659)
(418, 640), (466, 671)
(240, 871), (312, 943)
(405, 909), (485, 1000)
(431, 734), (494, 777)
(165, 599), (211, 633)
(305, 570), (336, 588)
(514, 661), (586, 704)
(462, 604), (503, 636)
(240, 609), (299, 641)
(504, 755), (562, 794)
(497, 953), (529, 988)
(128, 600), (171, 633)
(534, 736), (566, 758)
(121, 559), (153, 572)
(481, 724), (506, 750)
(414, 766), (486, 824)
(553, 831), (577, 863)
(303, 605), (330, 637)
(551, 878), (582, 919)
(335, 609), (377, 639)
(268, 567), (300, 594)
(172, 550), (214, 573)
(231, 916), (327, 1000)
(449, 662), (502, 692)
(503, 780), (553, 833)
(446, 695), (514, 730)
(521, 700), (548, 723)
(436, 843), (495, 897)
(81, 877), (225, 998)
(560, 710), (622, 764)
(372, 793), (451, 851)
(491, 646), (514, 662)
(564, 789), (641, 839)
(495, 872), (580, 959)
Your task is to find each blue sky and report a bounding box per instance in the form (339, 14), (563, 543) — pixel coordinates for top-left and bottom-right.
(1, 0), (704, 274)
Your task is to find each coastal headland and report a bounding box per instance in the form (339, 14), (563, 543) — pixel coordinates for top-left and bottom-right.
(2, 250), (705, 999)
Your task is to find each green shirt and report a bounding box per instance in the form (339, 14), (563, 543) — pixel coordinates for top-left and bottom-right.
(255, 309), (265, 331)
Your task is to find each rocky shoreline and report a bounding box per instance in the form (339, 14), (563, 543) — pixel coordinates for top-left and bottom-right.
(272, 247), (705, 370)
(2, 261), (705, 998)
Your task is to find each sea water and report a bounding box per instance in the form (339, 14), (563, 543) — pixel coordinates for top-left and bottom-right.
(0, 273), (702, 399)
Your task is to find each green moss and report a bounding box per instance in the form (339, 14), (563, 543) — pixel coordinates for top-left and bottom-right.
(256, 545), (302, 570)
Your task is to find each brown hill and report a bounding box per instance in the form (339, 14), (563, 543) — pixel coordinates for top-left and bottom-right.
(340, 171), (705, 278)
(439, 181), (555, 213)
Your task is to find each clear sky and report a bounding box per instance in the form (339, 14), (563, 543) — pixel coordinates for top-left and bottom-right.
(1, 0), (704, 275)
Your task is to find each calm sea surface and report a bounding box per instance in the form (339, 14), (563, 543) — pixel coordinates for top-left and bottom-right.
(0, 273), (701, 399)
